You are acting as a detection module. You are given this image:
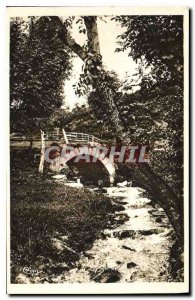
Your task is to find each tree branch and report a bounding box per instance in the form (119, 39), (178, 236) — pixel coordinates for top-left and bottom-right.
(53, 17), (88, 61)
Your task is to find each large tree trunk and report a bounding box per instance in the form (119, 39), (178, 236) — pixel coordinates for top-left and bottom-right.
(131, 163), (184, 279)
(56, 16), (126, 138)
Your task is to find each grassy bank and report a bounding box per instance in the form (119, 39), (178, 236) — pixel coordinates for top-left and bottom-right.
(10, 150), (115, 283)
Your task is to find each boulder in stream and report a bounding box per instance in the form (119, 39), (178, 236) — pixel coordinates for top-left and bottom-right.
(110, 200), (126, 212)
(15, 273), (31, 284)
(50, 262), (69, 274)
(115, 213), (129, 224)
(137, 228), (163, 235)
(127, 262), (137, 269)
(155, 217), (163, 223)
(113, 230), (136, 239)
(122, 245), (136, 251)
(91, 268), (121, 283)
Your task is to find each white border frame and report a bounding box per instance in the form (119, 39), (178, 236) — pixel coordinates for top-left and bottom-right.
(6, 6), (189, 295)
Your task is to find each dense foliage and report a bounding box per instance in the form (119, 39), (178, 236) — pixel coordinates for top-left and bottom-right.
(115, 15), (183, 86)
(10, 17), (72, 133)
(47, 104), (115, 140)
(113, 15), (184, 201)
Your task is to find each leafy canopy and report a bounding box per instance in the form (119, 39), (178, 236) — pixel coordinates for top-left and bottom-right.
(10, 17), (72, 133)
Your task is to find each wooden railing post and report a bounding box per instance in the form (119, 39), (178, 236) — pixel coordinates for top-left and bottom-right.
(56, 127), (59, 138)
(39, 130), (45, 173)
(62, 129), (69, 144)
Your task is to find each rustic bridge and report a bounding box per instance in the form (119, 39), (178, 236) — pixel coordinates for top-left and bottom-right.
(10, 129), (163, 186)
(38, 129), (116, 186)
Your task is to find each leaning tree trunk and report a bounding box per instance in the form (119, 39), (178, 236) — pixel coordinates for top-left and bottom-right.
(56, 16), (127, 138)
(133, 164), (183, 242)
(83, 17), (127, 137)
(129, 163), (184, 280)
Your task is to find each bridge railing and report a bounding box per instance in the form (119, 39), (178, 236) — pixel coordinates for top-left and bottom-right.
(10, 130), (102, 145)
(65, 132), (101, 144)
(41, 130), (101, 144)
(44, 132), (64, 140)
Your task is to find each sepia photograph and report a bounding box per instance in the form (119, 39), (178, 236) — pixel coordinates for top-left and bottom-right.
(7, 6), (189, 294)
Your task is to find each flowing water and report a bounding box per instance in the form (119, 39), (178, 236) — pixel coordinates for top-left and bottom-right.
(62, 186), (174, 283)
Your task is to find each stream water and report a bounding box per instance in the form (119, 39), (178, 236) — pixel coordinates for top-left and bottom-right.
(62, 186), (174, 283)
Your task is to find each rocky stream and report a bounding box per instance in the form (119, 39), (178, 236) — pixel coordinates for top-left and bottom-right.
(53, 184), (174, 283)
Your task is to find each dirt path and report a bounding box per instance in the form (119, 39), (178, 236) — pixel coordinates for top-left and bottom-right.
(62, 186), (174, 283)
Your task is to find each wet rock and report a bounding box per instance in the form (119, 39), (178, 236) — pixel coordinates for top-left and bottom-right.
(114, 204), (126, 212)
(117, 201), (128, 205)
(117, 181), (128, 187)
(122, 245), (136, 251)
(127, 262), (137, 269)
(51, 238), (65, 253)
(110, 200), (126, 212)
(51, 276), (64, 283)
(95, 187), (108, 194)
(154, 204), (160, 209)
(92, 268), (121, 283)
(39, 276), (53, 283)
(50, 262), (69, 274)
(143, 203), (153, 208)
(64, 181), (83, 188)
(106, 218), (119, 229)
(15, 273), (31, 284)
(83, 252), (94, 259)
(155, 217), (163, 223)
(148, 209), (159, 214)
(114, 228), (162, 239)
(100, 188), (108, 193)
(153, 214), (166, 220)
(51, 238), (77, 254)
(75, 262), (82, 270)
(59, 235), (69, 241)
(52, 174), (66, 181)
(100, 232), (111, 239)
(151, 210), (166, 216)
(106, 223), (120, 230)
(137, 229), (161, 235)
(115, 213), (129, 224)
(161, 229), (174, 237)
(159, 270), (165, 276)
(36, 255), (52, 264)
(113, 230), (136, 239)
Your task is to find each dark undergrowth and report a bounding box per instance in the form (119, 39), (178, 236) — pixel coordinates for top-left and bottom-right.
(10, 149), (115, 283)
